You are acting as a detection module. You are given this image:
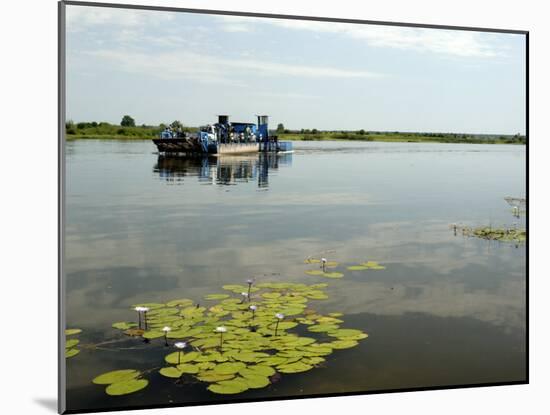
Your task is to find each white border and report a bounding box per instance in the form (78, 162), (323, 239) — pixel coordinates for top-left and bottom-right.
(1, 0), (544, 414)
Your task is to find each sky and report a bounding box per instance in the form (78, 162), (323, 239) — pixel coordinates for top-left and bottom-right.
(65, 5), (526, 134)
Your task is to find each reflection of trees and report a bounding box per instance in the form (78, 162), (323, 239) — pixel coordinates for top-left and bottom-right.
(153, 153), (292, 187)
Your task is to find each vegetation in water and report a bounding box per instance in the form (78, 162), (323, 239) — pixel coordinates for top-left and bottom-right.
(88, 281), (368, 396)
(458, 226), (526, 243)
(65, 328), (82, 358)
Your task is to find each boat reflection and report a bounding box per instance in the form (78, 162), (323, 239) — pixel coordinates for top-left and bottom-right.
(153, 152), (292, 187)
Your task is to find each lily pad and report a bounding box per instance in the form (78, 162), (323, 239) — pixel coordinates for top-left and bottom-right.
(212, 362), (246, 375)
(105, 379), (148, 396)
(208, 379), (249, 394)
(65, 329), (82, 336)
(176, 363), (199, 374)
(305, 270), (325, 276)
(66, 339), (79, 348)
(165, 351), (199, 364)
(330, 339), (359, 349)
(65, 348), (80, 358)
(322, 272), (344, 279)
(92, 369), (140, 385)
(197, 371), (236, 383)
(205, 294), (230, 300)
(112, 322), (137, 330)
(159, 367), (182, 378)
(307, 324), (340, 333)
(240, 365), (276, 377)
(124, 328), (145, 337)
(241, 374), (270, 389)
(327, 329), (366, 339)
(142, 330), (165, 340)
(277, 362), (313, 373)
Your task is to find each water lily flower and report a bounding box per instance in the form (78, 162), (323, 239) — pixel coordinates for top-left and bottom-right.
(249, 305), (257, 321)
(174, 341), (187, 364)
(274, 313), (285, 336)
(321, 257), (327, 271)
(162, 326), (171, 346)
(216, 326), (227, 350)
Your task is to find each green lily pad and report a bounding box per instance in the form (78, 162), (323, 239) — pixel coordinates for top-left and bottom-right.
(277, 362), (313, 373)
(233, 352), (270, 363)
(305, 270), (325, 276)
(92, 369), (140, 385)
(165, 351), (199, 364)
(142, 330), (165, 340)
(205, 294), (231, 300)
(269, 321), (298, 330)
(208, 379), (249, 394)
(112, 322), (137, 330)
(105, 379), (148, 396)
(66, 339), (79, 348)
(159, 367), (182, 378)
(240, 365), (276, 377)
(197, 371), (236, 382)
(327, 329), (366, 339)
(65, 348), (80, 358)
(65, 329), (82, 336)
(307, 324), (340, 333)
(212, 362), (246, 375)
(330, 339), (359, 349)
(322, 272), (344, 279)
(241, 374), (270, 389)
(176, 363), (199, 374)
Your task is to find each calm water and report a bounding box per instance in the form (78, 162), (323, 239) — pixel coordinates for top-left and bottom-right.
(65, 140), (526, 412)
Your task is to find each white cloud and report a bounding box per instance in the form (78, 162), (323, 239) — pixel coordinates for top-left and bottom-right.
(66, 5), (174, 32)
(218, 15), (508, 58)
(86, 48), (384, 85)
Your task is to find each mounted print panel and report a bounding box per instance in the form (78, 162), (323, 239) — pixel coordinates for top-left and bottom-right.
(59, 1), (527, 413)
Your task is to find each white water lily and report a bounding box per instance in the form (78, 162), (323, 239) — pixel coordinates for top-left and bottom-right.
(215, 326), (227, 333)
(174, 342), (187, 349)
(249, 305), (257, 311)
(241, 292), (249, 297)
(246, 278), (254, 284)
(275, 313), (285, 320)
(162, 326), (171, 332)
(321, 258), (327, 263)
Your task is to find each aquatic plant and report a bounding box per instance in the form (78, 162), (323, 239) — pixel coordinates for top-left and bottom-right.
(458, 225), (526, 243)
(162, 326), (171, 346)
(93, 281), (368, 396)
(274, 313), (285, 336)
(65, 328), (82, 358)
(92, 369), (149, 396)
(346, 261), (386, 271)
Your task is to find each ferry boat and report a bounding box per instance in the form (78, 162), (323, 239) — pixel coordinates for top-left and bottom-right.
(152, 115), (293, 155)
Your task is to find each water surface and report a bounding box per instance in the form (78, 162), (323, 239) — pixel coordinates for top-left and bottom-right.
(65, 140), (526, 411)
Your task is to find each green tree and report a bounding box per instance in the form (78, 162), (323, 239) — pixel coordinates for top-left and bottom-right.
(121, 115), (136, 127)
(276, 123), (285, 133)
(170, 120), (184, 130)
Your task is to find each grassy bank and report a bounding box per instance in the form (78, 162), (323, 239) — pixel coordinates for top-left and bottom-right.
(278, 131), (526, 145)
(65, 122), (526, 145)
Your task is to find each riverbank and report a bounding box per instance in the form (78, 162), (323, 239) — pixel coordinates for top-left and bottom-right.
(65, 125), (526, 144)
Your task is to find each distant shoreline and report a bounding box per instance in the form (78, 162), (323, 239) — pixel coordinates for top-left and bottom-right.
(65, 134), (526, 145)
(64, 123), (526, 145)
